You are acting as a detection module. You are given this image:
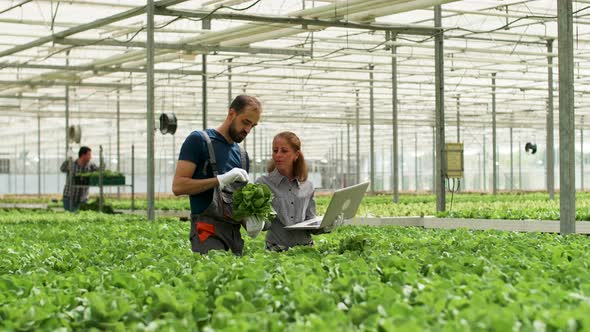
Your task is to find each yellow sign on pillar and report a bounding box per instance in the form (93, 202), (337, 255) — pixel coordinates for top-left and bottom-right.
(445, 143), (464, 178)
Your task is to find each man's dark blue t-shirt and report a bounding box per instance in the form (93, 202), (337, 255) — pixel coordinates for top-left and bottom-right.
(178, 128), (249, 214)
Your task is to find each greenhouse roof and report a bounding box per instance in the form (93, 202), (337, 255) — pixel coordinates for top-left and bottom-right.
(0, 0), (588, 159)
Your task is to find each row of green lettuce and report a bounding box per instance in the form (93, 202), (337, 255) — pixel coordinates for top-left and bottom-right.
(1, 211), (589, 330)
(4, 192), (590, 220)
(0, 191), (579, 206)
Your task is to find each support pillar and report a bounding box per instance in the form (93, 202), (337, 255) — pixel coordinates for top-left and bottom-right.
(37, 114), (41, 197)
(547, 40), (556, 200)
(510, 127), (514, 191)
(390, 32), (399, 203)
(202, 19), (211, 130)
(355, 89), (360, 184)
(146, 0), (156, 220)
(558, 0), (575, 234)
(434, 5), (446, 211)
(369, 64), (375, 193)
(492, 73), (498, 194)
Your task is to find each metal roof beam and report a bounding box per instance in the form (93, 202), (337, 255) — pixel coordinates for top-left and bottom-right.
(54, 38), (312, 56)
(0, 108), (563, 129)
(33, 0), (137, 9)
(0, 18), (201, 36)
(156, 8), (440, 36)
(0, 0), (33, 16)
(0, 62), (202, 75)
(0, 80), (131, 89)
(0, 95), (65, 101)
(0, 0), (188, 59)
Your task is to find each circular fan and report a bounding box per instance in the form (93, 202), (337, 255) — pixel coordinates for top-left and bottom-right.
(68, 125), (81, 143)
(525, 142), (537, 154)
(159, 113), (177, 135)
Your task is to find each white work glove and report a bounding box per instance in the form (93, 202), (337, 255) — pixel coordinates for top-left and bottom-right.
(324, 214), (345, 233)
(245, 215), (264, 239)
(216, 168), (248, 190)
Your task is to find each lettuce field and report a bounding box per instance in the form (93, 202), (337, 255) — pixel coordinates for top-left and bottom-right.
(1, 210), (590, 331)
(7, 192), (590, 220)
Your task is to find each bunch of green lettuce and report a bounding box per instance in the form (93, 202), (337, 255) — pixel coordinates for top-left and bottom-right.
(79, 199), (116, 214)
(232, 183), (276, 221)
(78, 170), (124, 177)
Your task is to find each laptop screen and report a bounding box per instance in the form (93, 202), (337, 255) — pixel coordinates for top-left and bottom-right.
(320, 182), (370, 227)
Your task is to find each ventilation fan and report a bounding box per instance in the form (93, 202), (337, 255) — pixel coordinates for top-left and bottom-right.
(68, 125), (81, 143)
(159, 113), (177, 135)
(525, 142), (537, 154)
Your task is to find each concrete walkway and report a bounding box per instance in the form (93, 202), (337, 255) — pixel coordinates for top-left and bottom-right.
(113, 209), (590, 234)
(348, 216), (590, 234)
(0, 203), (49, 209)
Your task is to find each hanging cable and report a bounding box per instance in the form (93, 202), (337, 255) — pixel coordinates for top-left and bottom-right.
(50, 1), (60, 33)
(446, 177), (461, 212)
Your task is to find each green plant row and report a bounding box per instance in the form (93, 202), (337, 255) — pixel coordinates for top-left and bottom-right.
(6, 193), (590, 220)
(5, 191), (581, 205)
(77, 170), (124, 178)
(1, 212), (589, 330)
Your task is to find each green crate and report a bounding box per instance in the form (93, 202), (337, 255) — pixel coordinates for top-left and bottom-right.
(73, 176), (89, 185)
(73, 174), (125, 186)
(88, 175), (125, 186)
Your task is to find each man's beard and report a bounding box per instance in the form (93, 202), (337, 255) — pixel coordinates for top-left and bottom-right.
(229, 122), (247, 143)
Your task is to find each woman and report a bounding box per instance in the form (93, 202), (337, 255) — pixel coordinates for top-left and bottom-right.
(256, 131), (331, 252)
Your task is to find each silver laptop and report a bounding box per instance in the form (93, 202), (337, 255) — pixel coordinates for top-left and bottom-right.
(285, 182), (370, 230)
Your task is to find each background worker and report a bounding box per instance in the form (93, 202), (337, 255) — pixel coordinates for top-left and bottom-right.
(60, 146), (98, 212)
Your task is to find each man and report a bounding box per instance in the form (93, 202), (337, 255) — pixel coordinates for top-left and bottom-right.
(173, 95), (261, 255)
(60, 146), (98, 212)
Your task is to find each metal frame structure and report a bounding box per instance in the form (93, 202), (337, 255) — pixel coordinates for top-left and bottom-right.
(0, 0), (586, 229)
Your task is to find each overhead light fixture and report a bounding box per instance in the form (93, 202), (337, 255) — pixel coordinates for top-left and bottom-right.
(40, 72), (80, 82)
(180, 51), (196, 61)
